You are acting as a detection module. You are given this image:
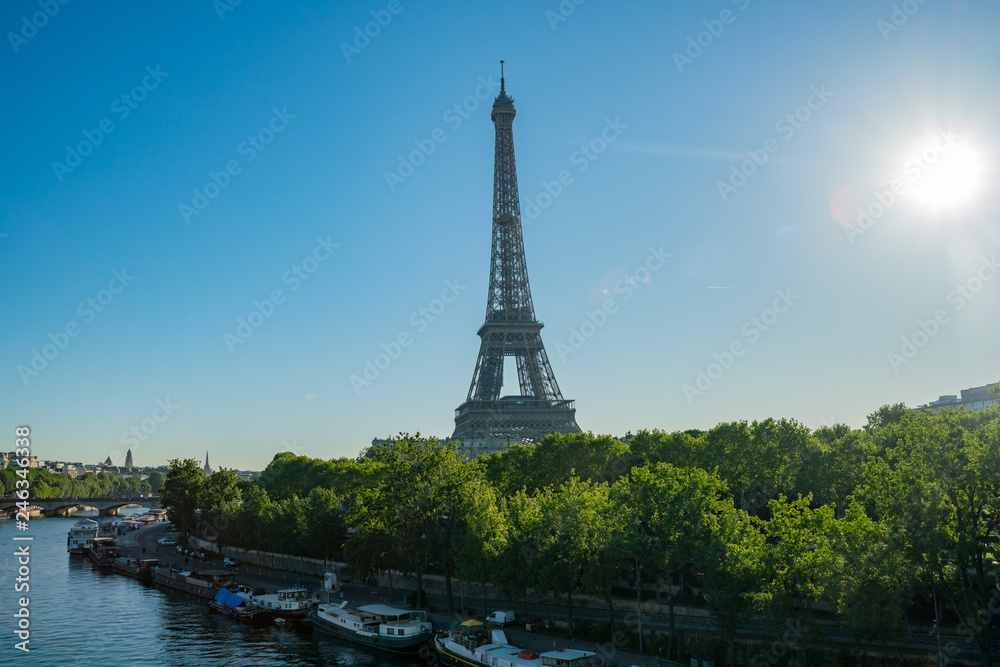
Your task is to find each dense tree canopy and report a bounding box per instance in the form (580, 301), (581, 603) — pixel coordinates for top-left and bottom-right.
(0, 467), (151, 497)
(167, 407), (1000, 666)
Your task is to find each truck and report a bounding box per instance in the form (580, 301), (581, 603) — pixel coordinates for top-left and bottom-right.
(486, 610), (515, 626)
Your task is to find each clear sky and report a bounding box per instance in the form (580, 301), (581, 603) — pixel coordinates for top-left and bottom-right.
(2, 1), (999, 471)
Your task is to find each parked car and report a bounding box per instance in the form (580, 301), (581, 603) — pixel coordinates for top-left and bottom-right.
(158, 536), (177, 546)
(487, 610), (515, 626)
(223, 557), (238, 567)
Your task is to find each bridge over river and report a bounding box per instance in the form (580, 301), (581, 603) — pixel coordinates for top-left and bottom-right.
(0, 495), (161, 517)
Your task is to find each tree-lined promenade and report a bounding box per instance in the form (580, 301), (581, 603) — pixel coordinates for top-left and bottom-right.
(161, 402), (1000, 666)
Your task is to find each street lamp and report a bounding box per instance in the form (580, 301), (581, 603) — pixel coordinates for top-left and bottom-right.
(933, 588), (943, 667)
(635, 559), (643, 654)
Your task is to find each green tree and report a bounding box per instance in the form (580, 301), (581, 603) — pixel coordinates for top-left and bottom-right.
(199, 468), (242, 549)
(753, 495), (839, 660)
(615, 463), (732, 660)
(147, 470), (166, 493)
(496, 491), (544, 617)
(627, 429), (703, 469)
(348, 434), (474, 610)
(159, 458), (205, 536)
(827, 500), (914, 644)
(533, 476), (611, 638)
(858, 408), (1000, 666)
(305, 487), (345, 560)
(864, 403), (908, 433)
(700, 418), (814, 516)
(455, 475), (506, 617)
(803, 429), (877, 510)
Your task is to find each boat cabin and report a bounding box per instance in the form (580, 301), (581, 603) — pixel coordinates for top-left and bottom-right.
(540, 649), (596, 666)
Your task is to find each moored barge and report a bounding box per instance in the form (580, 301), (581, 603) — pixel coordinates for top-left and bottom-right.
(152, 567), (235, 599)
(88, 537), (119, 568)
(311, 601), (432, 654)
(233, 585), (314, 622)
(112, 556), (159, 582)
(435, 629), (597, 667)
(67, 519), (99, 554)
(209, 587), (271, 625)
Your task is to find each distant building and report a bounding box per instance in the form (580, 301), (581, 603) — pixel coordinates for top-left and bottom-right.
(125, 449), (134, 469)
(450, 437), (520, 459)
(104, 456), (113, 466)
(203, 451), (212, 476)
(920, 382), (999, 411)
(2, 453), (39, 469)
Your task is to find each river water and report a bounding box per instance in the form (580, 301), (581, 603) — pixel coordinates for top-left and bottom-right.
(0, 515), (428, 666)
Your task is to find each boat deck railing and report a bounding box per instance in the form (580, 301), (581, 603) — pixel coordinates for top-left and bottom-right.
(444, 631), (480, 653)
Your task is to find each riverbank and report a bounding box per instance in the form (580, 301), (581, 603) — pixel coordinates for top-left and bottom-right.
(116, 524), (986, 666)
(120, 523), (679, 665)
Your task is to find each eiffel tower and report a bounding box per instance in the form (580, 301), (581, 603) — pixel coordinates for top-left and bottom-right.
(451, 62), (581, 447)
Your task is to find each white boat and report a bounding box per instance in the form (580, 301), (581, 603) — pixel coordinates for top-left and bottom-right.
(435, 629), (596, 667)
(311, 601), (432, 654)
(231, 585), (314, 621)
(67, 519), (99, 554)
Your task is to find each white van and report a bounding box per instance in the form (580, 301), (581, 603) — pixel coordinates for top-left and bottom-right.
(486, 610), (515, 626)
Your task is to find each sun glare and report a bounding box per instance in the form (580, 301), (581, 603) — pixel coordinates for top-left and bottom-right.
(908, 142), (986, 210)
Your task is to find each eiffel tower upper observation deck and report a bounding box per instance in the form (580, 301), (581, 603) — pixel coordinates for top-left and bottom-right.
(451, 62), (581, 450)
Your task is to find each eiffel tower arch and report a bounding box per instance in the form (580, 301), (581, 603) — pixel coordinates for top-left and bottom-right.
(451, 62), (581, 453)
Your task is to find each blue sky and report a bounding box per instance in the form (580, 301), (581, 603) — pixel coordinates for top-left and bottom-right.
(2, 0), (999, 471)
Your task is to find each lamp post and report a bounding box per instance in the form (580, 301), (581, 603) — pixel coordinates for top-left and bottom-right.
(933, 588), (943, 667)
(636, 559), (643, 654)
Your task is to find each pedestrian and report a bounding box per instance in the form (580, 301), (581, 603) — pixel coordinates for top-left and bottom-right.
(530, 624), (535, 638)
(657, 647), (663, 665)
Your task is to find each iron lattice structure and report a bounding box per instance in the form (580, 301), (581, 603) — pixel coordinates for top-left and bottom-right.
(452, 64), (581, 444)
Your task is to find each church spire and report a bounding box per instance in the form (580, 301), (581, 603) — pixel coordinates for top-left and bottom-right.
(203, 451), (212, 476)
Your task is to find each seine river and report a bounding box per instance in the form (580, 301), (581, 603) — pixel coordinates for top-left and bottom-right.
(0, 515), (424, 666)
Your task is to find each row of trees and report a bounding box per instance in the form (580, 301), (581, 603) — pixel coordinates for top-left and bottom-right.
(164, 402), (1000, 666)
(0, 467), (154, 497)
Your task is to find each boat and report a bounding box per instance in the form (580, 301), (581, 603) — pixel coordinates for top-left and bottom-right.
(310, 601), (433, 653)
(112, 556), (159, 582)
(232, 585), (314, 621)
(208, 587), (271, 625)
(88, 537), (119, 568)
(67, 519), (99, 554)
(435, 629), (597, 667)
(151, 567), (235, 599)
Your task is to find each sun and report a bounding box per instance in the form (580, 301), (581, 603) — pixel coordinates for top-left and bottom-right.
(908, 142), (987, 210)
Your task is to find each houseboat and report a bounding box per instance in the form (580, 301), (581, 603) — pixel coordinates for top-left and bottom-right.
(67, 519), (99, 554)
(208, 588), (270, 625)
(232, 585), (314, 621)
(88, 537), (119, 568)
(112, 556), (159, 582)
(311, 601), (432, 653)
(435, 629), (596, 667)
(151, 567), (235, 600)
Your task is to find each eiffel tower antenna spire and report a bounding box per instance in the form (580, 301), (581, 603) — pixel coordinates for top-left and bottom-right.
(451, 64), (581, 453)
